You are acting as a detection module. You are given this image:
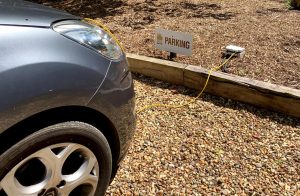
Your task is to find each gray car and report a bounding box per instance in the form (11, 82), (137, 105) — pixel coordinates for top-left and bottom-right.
(0, 1), (135, 195)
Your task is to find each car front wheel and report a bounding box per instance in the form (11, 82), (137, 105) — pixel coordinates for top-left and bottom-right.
(0, 121), (112, 196)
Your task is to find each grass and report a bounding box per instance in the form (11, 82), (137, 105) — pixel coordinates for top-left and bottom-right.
(286, 0), (293, 8)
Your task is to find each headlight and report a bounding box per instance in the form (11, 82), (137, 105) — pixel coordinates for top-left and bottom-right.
(52, 20), (122, 60)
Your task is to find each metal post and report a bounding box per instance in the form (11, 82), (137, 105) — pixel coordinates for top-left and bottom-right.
(169, 52), (177, 60)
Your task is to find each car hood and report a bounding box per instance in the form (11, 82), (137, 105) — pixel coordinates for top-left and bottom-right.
(0, 0), (80, 27)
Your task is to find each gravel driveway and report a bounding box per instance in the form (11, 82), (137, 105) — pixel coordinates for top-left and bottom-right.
(107, 74), (300, 195)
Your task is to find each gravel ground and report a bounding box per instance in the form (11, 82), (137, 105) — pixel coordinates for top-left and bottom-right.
(106, 74), (300, 195)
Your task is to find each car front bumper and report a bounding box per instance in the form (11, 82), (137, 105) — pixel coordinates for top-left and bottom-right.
(88, 55), (136, 166)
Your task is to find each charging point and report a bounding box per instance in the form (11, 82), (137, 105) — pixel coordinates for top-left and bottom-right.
(221, 45), (245, 72)
(225, 45), (245, 58)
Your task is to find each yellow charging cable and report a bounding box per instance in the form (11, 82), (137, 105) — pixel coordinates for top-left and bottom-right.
(84, 18), (235, 114)
(137, 53), (235, 113)
(84, 18), (124, 52)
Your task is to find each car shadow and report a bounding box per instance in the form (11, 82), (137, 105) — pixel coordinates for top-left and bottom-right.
(133, 73), (300, 127)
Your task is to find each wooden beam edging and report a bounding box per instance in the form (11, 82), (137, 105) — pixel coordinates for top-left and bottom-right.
(126, 53), (300, 118)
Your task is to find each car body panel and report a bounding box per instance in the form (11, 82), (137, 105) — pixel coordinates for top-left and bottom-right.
(88, 58), (136, 162)
(0, 25), (111, 133)
(0, 0), (79, 27)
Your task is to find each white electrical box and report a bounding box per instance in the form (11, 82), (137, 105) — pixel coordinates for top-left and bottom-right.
(226, 45), (245, 58)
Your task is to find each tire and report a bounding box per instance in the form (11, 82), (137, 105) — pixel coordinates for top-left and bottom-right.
(0, 121), (112, 196)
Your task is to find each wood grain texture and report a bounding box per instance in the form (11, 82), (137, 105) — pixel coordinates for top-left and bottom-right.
(127, 54), (186, 85)
(127, 53), (300, 118)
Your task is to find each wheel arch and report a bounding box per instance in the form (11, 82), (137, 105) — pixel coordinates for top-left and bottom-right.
(0, 106), (120, 176)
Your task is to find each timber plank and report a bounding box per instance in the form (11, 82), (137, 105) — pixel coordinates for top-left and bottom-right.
(127, 53), (300, 118)
(127, 53), (185, 85)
